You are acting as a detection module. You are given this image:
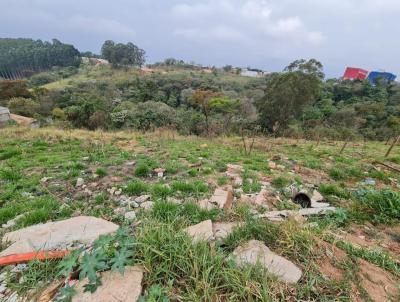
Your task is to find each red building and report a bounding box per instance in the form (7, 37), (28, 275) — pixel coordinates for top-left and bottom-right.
(342, 67), (369, 80)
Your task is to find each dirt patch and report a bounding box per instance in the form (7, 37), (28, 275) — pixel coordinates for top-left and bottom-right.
(358, 259), (399, 302)
(317, 240), (348, 281)
(294, 165), (331, 185)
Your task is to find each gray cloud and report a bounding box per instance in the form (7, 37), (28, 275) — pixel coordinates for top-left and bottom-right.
(0, 0), (398, 77)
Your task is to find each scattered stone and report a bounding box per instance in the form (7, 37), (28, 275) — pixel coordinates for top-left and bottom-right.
(135, 195), (151, 203)
(125, 160), (136, 166)
(167, 197), (182, 204)
(114, 189), (122, 196)
(254, 189), (269, 206)
(40, 177), (51, 183)
(362, 178), (376, 186)
(213, 222), (239, 240)
(82, 157), (90, 161)
(83, 188), (93, 196)
(268, 162), (277, 169)
(200, 143), (208, 148)
(153, 168), (165, 178)
(72, 266), (143, 302)
(209, 186), (233, 210)
(140, 201), (154, 210)
(233, 177), (243, 186)
(2, 214), (25, 229)
(184, 220), (214, 242)
(1, 216), (119, 257)
(311, 190), (324, 203)
(124, 211), (136, 221)
(232, 240), (302, 283)
(114, 207), (126, 215)
(76, 178), (84, 187)
(109, 187), (117, 195)
(0, 284), (6, 293)
(276, 165), (285, 171)
(299, 207), (336, 216)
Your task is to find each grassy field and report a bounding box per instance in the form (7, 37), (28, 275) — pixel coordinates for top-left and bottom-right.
(0, 127), (399, 301)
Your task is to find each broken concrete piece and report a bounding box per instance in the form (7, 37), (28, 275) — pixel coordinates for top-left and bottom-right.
(268, 162), (277, 169)
(311, 190), (324, 203)
(209, 186), (233, 210)
(184, 220), (214, 242)
(213, 222), (239, 240)
(238, 194), (255, 205)
(153, 168), (165, 177)
(1, 216), (119, 257)
(232, 240), (302, 283)
(198, 199), (216, 210)
(258, 207), (336, 222)
(72, 266), (143, 302)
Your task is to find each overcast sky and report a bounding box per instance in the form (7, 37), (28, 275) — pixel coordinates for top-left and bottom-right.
(1, 0), (399, 77)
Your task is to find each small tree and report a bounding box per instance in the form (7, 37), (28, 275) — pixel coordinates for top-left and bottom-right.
(188, 90), (220, 135)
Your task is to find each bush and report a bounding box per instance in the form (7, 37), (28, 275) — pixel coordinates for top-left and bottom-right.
(134, 164), (150, 177)
(7, 97), (39, 117)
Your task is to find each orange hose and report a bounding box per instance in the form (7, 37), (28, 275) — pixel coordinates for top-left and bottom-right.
(0, 250), (70, 266)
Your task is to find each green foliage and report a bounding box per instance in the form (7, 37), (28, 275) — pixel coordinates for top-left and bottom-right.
(95, 167), (107, 177)
(135, 164), (150, 177)
(271, 176), (290, 189)
(352, 189), (400, 223)
(101, 40), (145, 68)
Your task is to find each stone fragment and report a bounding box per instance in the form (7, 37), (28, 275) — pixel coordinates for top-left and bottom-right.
(76, 178), (84, 187)
(184, 220), (214, 242)
(1, 216), (119, 257)
(140, 201), (154, 210)
(232, 240), (302, 283)
(254, 189), (269, 206)
(135, 195), (151, 203)
(153, 168), (165, 178)
(213, 222), (239, 240)
(198, 199), (215, 210)
(124, 211), (136, 221)
(72, 266), (143, 302)
(209, 186), (233, 210)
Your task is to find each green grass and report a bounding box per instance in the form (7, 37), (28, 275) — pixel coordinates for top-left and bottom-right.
(124, 179), (149, 196)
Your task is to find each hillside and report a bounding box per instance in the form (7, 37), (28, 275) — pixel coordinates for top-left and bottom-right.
(0, 127), (399, 301)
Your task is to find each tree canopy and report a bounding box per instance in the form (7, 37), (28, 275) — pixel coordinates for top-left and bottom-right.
(101, 41), (145, 68)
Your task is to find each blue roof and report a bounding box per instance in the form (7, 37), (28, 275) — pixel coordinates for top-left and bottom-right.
(367, 71), (396, 84)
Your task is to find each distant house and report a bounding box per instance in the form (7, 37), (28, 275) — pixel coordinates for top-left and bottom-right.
(240, 68), (267, 78)
(0, 106), (10, 122)
(367, 71), (397, 85)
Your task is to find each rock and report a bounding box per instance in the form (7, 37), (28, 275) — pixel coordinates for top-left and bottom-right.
(115, 189), (122, 196)
(198, 199), (215, 210)
(254, 189), (269, 206)
(72, 266), (143, 302)
(209, 186), (234, 210)
(2, 214), (25, 229)
(238, 194), (255, 205)
(298, 207), (336, 216)
(167, 197), (182, 204)
(40, 177), (51, 183)
(233, 177), (243, 186)
(114, 207), (126, 215)
(276, 165), (285, 171)
(82, 156), (90, 161)
(184, 220), (214, 242)
(76, 178), (84, 187)
(125, 161), (136, 166)
(311, 190), (324, 203)
(135, 195), (151, 203)
(232, 240), (302, 283)
(124, 211), (136, 221)
(268, 162), (277, 169)
(200, 143), (208, 148)
(1, 216), (119, 257)
(109, 187), (117, 195)
(140, 201), (154, 210)
(362, 178), (376, 186)
(213, 222), (239, 240)
(0, 284), (6, 293)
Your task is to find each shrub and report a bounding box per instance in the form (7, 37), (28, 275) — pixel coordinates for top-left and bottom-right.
(134, 164), (150, 177)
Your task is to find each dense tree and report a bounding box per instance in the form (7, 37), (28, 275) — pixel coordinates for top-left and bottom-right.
(101, 41), (145, 68)
(0, 38), (80, 79)
(256, 59), (324, 133)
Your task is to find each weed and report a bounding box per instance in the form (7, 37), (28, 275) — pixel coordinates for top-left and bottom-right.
(271, 177), (290, 189)
(124, 180), (149, 196)
(135, 164), (150, 177)
(95, 167), (107, 177)
(328, 168), (346, 180)
(152, 184), (172, 200)
(319, 183), (350, 199)
(0, 168), (22, 182)
(217, 176), (229, 186)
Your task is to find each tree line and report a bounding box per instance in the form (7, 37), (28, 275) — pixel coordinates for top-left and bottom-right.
(0, 38), (81, 80)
